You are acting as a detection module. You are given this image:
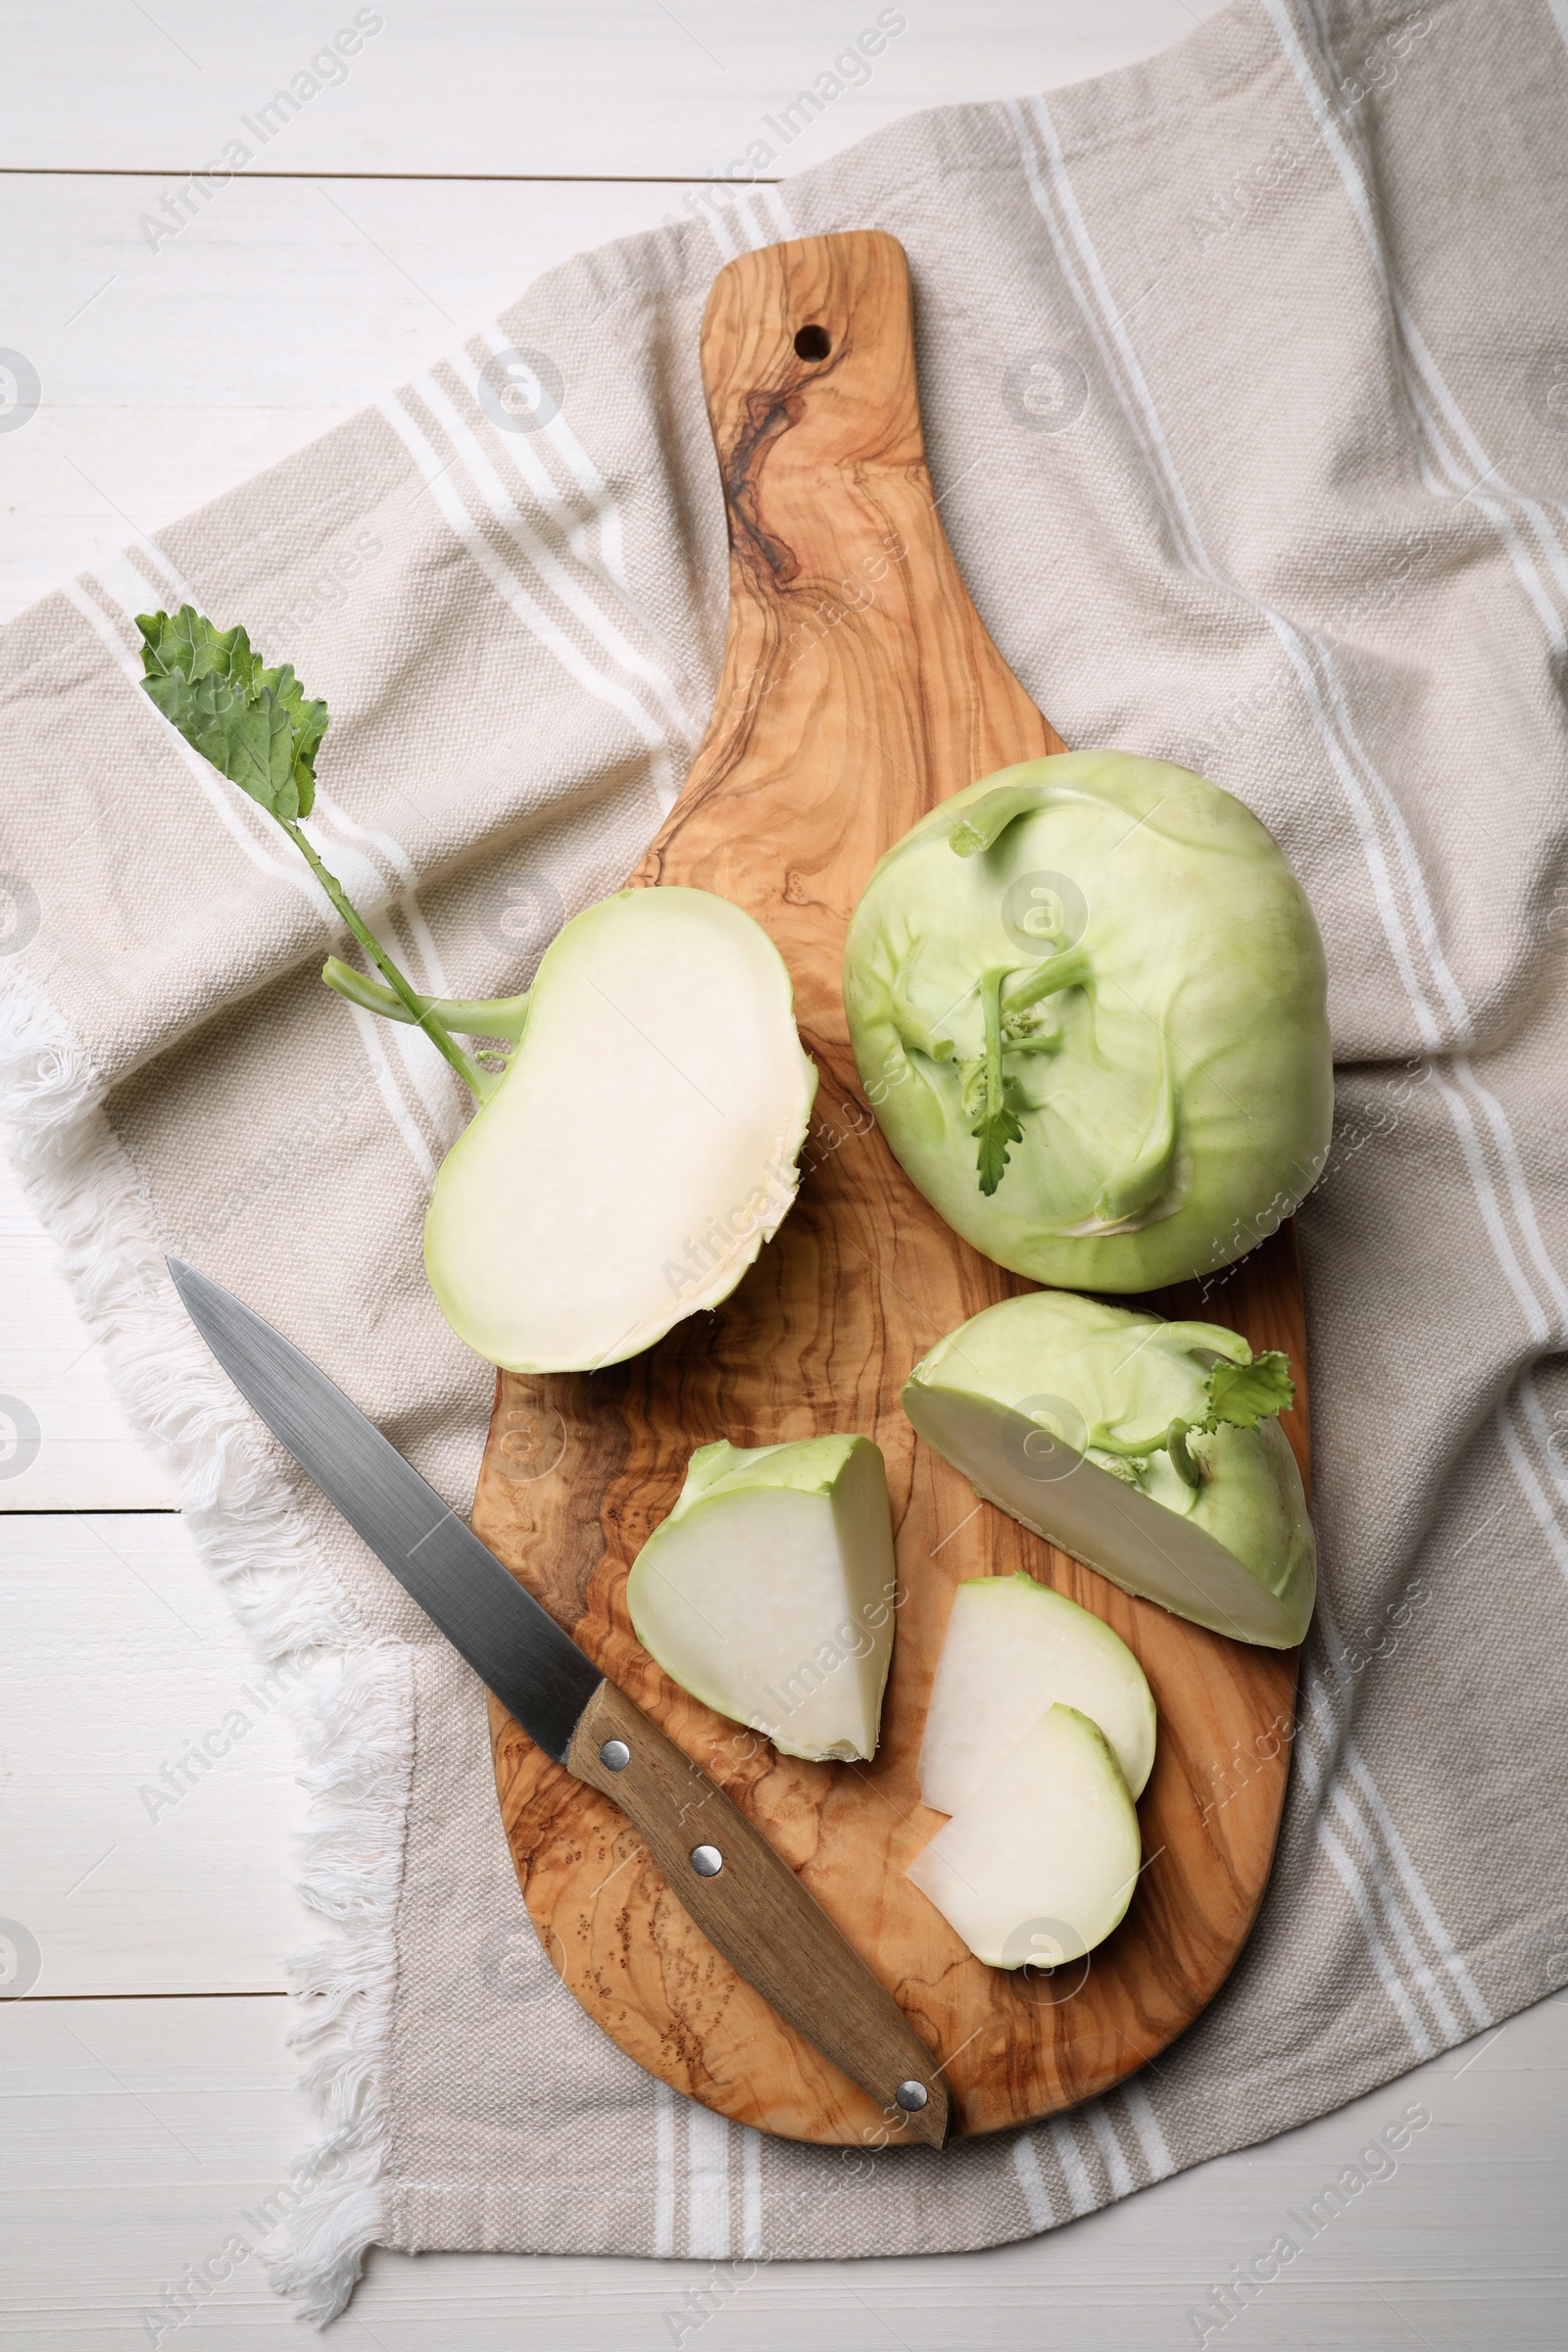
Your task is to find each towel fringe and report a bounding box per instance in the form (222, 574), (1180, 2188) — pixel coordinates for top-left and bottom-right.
(264, 1644), (411, 2324)
(0, 964), (404, 2326)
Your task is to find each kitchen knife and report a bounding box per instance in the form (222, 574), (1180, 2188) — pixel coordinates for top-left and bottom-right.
(168, 1257), (949, 2147)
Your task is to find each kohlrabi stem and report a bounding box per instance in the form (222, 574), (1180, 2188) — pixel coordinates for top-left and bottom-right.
(948, 778), (1067, 858)
(1165, 1418), (1201, 1489)
(1001, 941), (1094, 1018)
(1086, 1427), (1154, 1458)
(321, 956), (532, 1043)
(1089, 1417), (1202, 1488)
(980, 965), (1008, 1131)
(281, 820), (489, 1101)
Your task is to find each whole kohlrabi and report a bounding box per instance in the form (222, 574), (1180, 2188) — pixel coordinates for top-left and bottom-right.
(843, 751), (1333, 1291)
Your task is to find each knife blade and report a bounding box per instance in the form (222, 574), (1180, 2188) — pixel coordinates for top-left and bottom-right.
(168, 1257), (949, 2148)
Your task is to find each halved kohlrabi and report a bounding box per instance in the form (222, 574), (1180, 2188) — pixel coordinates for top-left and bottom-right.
(903, 1290), (1315, 1648)
(626, 1436), (898, 1762)
(843, 750), (1333, 1292)
(906, 1702), (1142, 1968)
(133, 611), (819, 1378)
(424, 889), (817, 1372)
(918, 1572), (1154, 1811)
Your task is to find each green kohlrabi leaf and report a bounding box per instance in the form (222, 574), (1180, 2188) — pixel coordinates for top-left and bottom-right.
(148, 671), (300, 809)
(138, 603), (258, 692)
(256, 659), (328, 791)
(971, 965), (1023, 1196)
(972, 1100), (1023, 1196)
(131, 607), (510, 1104)
(136, 606), (327, 818)
(1204, 1348), (1295, 1430)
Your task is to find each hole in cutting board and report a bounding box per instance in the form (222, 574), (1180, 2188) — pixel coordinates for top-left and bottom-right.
(794, 323), (832, 361)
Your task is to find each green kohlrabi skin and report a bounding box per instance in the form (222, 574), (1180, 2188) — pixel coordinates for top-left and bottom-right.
(903, 1290), (1316, 1648)
(842, 750), (1334, 1291)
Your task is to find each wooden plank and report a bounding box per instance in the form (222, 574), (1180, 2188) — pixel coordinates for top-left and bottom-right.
(0, 1512), (317, 1991)
(1, 3), (1224, 176)
(0, 1994), (314, 2350)
(0, 1158), (178, 1511)
(0, 1990), (1562, 2347)
(482, 230), (1300, 2143)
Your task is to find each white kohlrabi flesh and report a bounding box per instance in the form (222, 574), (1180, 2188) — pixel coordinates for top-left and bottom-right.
(906, 1703), (1142, 1968)
(843, 750), (1333, 1292)
(903, 1290), (1315, 1648)
(425, 889), (817, 1373)
(626, 1436), (898, 1762)
(918, 1572), (1154, 1811)
(131, 612), (818, 1378)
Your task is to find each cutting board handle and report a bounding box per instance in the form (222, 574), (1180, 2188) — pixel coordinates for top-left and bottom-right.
(660, 232), (1063, 850)
(701, 230), (926, 591)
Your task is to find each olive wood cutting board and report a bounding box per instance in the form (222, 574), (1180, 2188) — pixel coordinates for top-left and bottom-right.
(475, 229), (1305, 2146)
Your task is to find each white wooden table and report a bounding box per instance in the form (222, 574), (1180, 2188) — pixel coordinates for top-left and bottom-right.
(3, 7), (1564, 2345)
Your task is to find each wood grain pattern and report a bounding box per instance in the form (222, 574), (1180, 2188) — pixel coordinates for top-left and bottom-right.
(478, 230), (1305, 2145)
(564, 1680), (950, 2146)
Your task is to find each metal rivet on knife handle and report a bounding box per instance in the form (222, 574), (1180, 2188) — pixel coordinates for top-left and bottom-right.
(566, 1679), (950, 2148)
(600, 1739), (631, 1772)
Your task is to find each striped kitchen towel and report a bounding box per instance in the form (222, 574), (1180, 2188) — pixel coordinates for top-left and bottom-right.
(3, 0), (1566, 2321)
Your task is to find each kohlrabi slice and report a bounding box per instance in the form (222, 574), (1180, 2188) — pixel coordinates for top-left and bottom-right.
(424, 889), (817, 1372)
(906, 1703), (1142, 1968)
(626, 1436), (897, 1762)
(903, 1290), (1315, 1648)
(843, 749), (1333, 1292)
(133, 611), (817, 1378)
(918, 1572), (1154, 1811)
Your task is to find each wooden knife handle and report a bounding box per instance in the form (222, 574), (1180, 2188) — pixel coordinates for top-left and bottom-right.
(566, 1679), (950, 2149)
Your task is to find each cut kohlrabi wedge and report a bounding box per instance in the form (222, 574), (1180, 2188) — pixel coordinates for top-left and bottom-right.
(424, 889), (817, 1372)
(906, 1703), (1142, 1968)
(918, 1572), (1154, 1811)
(903, 1291), (1315, 1648)
(626, 1436), (898, 1762)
